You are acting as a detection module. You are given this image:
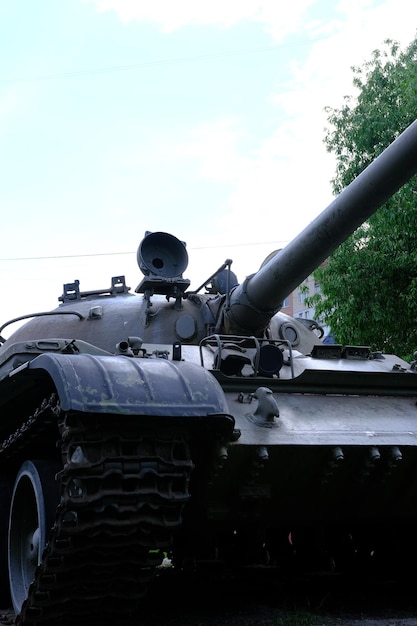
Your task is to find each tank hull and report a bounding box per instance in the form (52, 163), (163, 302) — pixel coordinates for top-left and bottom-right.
(2, 119), (417, 621)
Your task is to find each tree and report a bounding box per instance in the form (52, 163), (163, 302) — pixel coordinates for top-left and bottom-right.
(309, 36), (417, 359)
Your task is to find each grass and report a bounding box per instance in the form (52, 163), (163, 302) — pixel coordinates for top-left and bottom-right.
(275, 612), (319, 626)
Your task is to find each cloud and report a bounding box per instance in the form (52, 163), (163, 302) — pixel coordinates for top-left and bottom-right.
(83, 0), (316, 36)
(0, 84), (35, 135)
(82, 0), (417, 49)
(175, 119), (250, 181)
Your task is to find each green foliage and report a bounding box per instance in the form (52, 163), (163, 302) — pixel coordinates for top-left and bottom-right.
(275, 612), (318, 626)
(312, 35), (417, 359)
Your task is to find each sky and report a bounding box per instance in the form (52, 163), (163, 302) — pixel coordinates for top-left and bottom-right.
(1, 0), (416, 338)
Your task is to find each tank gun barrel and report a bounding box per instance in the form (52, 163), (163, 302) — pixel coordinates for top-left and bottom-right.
(225, 119), (417, 335)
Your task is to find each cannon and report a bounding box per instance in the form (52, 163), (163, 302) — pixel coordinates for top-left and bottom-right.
(1, 119), (417, 624)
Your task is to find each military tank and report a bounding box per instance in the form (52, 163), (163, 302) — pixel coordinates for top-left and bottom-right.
(1, 120), (417, 625)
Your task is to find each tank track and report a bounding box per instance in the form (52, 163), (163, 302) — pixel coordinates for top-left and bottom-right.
(1, 394), (193, 625)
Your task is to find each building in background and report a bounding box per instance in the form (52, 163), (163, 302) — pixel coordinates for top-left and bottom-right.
(282, 270), (331, 340)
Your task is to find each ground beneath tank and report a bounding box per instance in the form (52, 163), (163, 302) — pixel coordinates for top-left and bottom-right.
(1, 566), (416, 625)
(139, 566), (417, 626)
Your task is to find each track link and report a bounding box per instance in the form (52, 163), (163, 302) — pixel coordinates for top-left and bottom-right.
(2, 396), (193, 625)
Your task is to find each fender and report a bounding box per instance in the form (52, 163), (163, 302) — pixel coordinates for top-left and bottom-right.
(25, 353), (234, 429)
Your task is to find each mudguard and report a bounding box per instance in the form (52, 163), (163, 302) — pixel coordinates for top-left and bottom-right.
(26, 353), (233, 423)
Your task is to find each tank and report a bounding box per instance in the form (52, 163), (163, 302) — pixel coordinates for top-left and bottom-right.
(1, 119), (417, 624)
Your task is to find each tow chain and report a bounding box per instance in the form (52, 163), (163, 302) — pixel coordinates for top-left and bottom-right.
(1, 395), (193, 625)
